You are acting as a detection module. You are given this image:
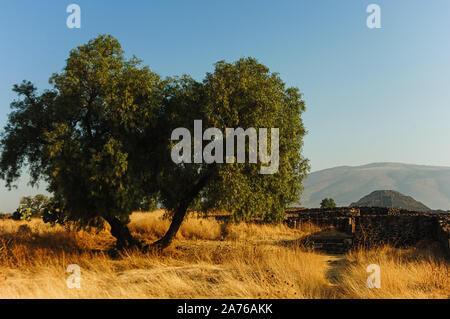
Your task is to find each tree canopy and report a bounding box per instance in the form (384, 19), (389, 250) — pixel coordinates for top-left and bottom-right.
(13, 194), (50, 219)
(0, 35), (309, 250)
(320, 198), (337, 208)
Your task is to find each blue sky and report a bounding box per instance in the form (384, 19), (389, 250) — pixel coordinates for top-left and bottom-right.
(0, 0), (449, 212)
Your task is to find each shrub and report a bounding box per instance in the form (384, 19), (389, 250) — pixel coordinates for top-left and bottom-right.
(11, 205), (32, 221)
(42, 199), (67, 226)
(320, 198), (336, 208)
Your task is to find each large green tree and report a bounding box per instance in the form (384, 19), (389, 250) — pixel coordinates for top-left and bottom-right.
(148, 58), (309, 249)
(0, 35), (163, 248)
(0, 35), (309, 251)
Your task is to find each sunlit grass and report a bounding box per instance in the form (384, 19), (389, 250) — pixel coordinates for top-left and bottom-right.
(0, 211), (447, 299)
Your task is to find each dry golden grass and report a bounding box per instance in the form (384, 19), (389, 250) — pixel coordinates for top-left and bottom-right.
(336, 244), (450, 299)
(0, 211), (448, 299)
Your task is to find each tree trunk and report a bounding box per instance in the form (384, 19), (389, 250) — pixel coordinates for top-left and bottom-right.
(146, 167), (215, 252)
(105, 216), (142, 250)
(148, 202), (189, 250)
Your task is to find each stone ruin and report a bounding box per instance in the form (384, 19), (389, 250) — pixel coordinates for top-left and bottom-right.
(284, 207), (450, 255)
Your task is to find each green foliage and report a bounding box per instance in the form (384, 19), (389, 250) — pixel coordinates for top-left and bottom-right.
(151, 58), (309, 226)
(0, 35), (309, 245)
(19, 194), (50, 217)
(42, 198), (68, 226)
(139, 195), (160, 212)
(11, 209), (21, 221)
(199, 59), (309, 222)
(0, 35), (163, 229)
(11, 205), (33, 221)
(320, 198), (337, 208)
(155, 58), (309, 223)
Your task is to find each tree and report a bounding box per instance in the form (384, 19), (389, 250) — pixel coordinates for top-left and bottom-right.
(0, 35), (163, 248)
(0, 35), (309, 251)
(320, 198), (336, 208)
(148, 58), (309, 249)
(19, 194), (50, 217)
(11, 194), (50, 220)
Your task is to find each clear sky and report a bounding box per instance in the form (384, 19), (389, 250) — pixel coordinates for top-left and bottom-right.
(0, 0), (449, 212)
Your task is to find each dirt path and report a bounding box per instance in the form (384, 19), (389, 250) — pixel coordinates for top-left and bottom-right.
(321, 254), (348, 288)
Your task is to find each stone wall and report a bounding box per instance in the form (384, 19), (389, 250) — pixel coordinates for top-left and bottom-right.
(286, 207), (450, 254)
(352, 215), (437, 247)
(436, 218), (450, 253)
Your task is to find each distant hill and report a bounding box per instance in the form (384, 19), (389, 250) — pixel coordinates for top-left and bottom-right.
(349, 190), (431, 211)
(298, 162), (450, 210)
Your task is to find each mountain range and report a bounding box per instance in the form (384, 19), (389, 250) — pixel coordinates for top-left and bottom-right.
(299, 162), (450, 210)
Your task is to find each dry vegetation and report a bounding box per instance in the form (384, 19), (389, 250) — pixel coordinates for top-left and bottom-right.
(0, 210), (448, 299)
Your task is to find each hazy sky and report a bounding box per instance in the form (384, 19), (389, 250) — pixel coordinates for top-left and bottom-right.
(0, 0), (449, 212)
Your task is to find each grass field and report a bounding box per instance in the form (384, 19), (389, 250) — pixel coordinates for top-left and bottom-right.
(0, 211), (448, 299)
